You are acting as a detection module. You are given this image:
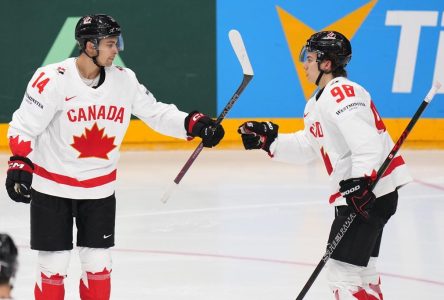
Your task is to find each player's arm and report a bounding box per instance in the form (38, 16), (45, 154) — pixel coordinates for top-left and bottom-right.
(130, 71), (224, 147)
(270, 130), (318, 163)
(6, 68), (59, 203)
(131, 83), (188, 137)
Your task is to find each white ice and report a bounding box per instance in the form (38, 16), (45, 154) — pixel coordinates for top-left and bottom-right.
(0, 149), (443, 299)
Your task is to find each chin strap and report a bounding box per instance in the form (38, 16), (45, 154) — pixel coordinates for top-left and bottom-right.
(82, 50), (102, 68)
(315, 70), (324, 86)
(315, 61), (335, 86)
(81, 39), (103, 68)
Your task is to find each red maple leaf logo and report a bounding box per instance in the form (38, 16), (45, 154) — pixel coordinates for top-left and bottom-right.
(71, 123), (116, 159)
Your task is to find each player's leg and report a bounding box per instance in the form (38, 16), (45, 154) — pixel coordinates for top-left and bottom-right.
(326, 206), (383, 299)
(35, 251), (71, 300)
(360, 191), (398, 300)
(359, 257), (382, 300)
(31, 190), (74, 300)
(327, 259), (367, 299)
(78, 248), (112, 300)
(76, 194), (115, 300)
(327, 191), (398, 299)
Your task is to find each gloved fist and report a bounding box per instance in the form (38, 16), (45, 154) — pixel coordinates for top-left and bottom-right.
(237, 121), (278, 154)
(6, 156), (34, 204)
(185, 111), (225, 148)
(339, 177), (376, 220)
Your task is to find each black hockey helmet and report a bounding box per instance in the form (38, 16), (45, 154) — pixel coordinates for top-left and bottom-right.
(299, 31), (352, 69)
(0, 233), (18, 285)
(75, 14), (123, 51)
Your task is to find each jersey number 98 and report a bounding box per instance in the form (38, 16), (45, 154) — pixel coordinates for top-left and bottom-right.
(331, 85), (355, 103)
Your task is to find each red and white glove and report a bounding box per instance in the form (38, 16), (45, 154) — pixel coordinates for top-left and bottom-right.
(185, 111), (225, 148)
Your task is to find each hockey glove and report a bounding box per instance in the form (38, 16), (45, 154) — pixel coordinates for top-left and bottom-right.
(339, 177), (376, 220)
(185, 111), (225, 148)
(6, 156), (34, 203)
(237, 121), (279, 154)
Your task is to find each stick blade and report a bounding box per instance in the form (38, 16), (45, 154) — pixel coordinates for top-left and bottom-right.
(425, 81), (442, 103)
(229, 29), (254, 76)
(160, 182), (178, 204)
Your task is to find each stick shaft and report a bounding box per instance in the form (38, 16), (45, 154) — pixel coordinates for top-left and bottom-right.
(173, 75), (253, 185)
(370, 81), (440, 190)
(370, 100), (427, 190)
(160, 30), (253, 203)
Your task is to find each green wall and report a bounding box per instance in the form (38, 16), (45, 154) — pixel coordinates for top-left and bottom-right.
(0, 0), (216, 122)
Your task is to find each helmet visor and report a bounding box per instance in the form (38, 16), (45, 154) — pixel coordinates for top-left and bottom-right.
(117, 35), (124, 51)
(299, 45), (325, 63)
(96, 35), (124, 51)
(299, 46), (309, 63)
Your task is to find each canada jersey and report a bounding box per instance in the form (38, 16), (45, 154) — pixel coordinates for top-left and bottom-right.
(270, 77), (412, 206)
(8, 58), (188, 199)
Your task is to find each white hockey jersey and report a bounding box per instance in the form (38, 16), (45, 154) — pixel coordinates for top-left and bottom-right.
(270, 77), (412, 206)
(8, 58), (188, 199)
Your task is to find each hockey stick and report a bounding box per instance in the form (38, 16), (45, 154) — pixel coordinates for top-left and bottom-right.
(160, 30), (254, 203)
(295, 81), (442, 300)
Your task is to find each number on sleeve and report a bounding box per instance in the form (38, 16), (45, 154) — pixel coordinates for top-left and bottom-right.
(32, 72), (50, 94)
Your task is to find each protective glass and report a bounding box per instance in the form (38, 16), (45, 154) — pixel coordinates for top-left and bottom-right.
(299, 46), (323, 63)
(116, 35), (124, 51)
(299, 46), (309, 62)
(96, 35), (124, 51)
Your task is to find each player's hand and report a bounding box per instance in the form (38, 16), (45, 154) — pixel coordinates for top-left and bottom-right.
(237, 121), (278, 155)
(185, 111), (225, 148)
(5, 156), (34, 204)
(339, 177), (376, 220)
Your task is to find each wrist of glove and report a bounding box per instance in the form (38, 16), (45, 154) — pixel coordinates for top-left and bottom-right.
(237, 121), (279, 154)
(6, 156), (34, 203)
(185, 111), (225, 148)
(339, 177), (376, 220)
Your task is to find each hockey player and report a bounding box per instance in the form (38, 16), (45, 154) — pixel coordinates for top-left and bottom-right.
(237, 31), (411, 299)
(5, 14), (224, 300)
(0, 233), (18, 299)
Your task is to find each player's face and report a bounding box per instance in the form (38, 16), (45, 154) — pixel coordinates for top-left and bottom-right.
(302, 52), (332, 84)
(96, 37), (120, 67)
(302, 52), (321, 84)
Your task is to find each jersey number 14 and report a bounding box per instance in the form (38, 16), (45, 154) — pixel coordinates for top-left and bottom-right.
(32, 72), (50, 94)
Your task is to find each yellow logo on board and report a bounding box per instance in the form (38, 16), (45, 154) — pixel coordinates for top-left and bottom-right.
(276, 0), (378, 99)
